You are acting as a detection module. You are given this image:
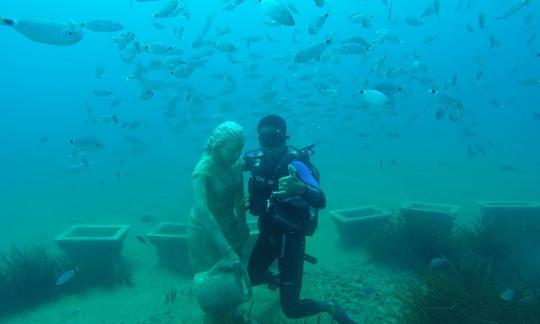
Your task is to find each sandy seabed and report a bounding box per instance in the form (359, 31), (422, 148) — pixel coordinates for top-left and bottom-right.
(3, 216), (412, 324)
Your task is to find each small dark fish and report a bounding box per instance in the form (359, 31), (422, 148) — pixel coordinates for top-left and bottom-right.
(136, 235), (150, 246)
(390, 159), (399, 167)
(500, 288), (515, 301)
(39, 136), (49, 146)
(56, 269), (76, 286)
(430, 257), (447, 268)
(500, 165), (518, 172)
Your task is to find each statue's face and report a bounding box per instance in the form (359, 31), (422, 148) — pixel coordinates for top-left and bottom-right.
(216, 139), (244, 165)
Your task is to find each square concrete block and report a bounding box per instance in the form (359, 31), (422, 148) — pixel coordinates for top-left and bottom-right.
(55, 225), (130, 265)
(330, 206), (392, 243)
(400, 201), (459, 231)
(146, 223), (189, 271)
(478, 201), (540, 218)
(478, 201), (540, 237)
(401, 201), (460, 219)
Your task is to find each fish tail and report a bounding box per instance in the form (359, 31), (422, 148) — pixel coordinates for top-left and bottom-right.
(0, 18), (14, 26)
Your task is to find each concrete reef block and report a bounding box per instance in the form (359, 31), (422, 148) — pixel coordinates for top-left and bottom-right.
(478, 201), (540, 237)
(55, 225), (130, 266)
(400, 201), (460, 233)
(478, 201), (540, 219)
(330, 206), (392, 244)
(146, 223), (189, 271)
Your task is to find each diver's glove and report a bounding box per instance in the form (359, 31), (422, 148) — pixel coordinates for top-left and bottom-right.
(273, 165), (307, 199)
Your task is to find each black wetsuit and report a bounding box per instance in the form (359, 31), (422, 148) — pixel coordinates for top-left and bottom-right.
(243, 147), (327, 319)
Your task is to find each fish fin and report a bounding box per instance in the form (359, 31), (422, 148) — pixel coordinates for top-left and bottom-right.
(0, 18), (14, 26)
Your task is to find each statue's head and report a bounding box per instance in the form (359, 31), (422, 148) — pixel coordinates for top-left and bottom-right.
(206, 121), (244, 165)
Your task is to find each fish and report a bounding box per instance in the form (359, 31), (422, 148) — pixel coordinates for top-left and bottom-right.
(56, 269), (76, 286)
(113, 31), (135, 49)
(342, 36), (371, 49)
(38, 136), (49, 147)
(0, 17), (83, 45)
(314, 0), (324, 7)
(500, 165), (518, 172)
(524, 11), (536, 25)
(152, 21), (166, 30)
(421, 5), (435, 18)
(154, 0), (179, 18)
(433, 0), (440, 14)
(242, 36), (263, 50)
(404, 16), (423, 26)
(374, 81), (402, 96)
(170, 63), (194, 78)
(308, 12), (329, 35)
(93, 90), (114, 97)
(259, 0), (295, 26)
(424, 33), (438, 43)
(358, 89), (390, 108)
(70, 137), (104, 152)
(136, 235), (150, 246)
(500, 288), (515, 301)
(340, 43), (369, 55)
(287, 3), (299, 14)
(143, 41), (173, 54)
(215, 41), (237, 53)
(533, 112), (540, 120)
(139, 88), (154, 100)
(61, 158), (90, 174)
(350, 14), (372, 28)
(91, 115), (118, 126)
(489, 33), (500, 48)
(517, 78), (540, 86)
(81, 19), (123, 32)
(110, 97), (122, 108)
(497, 0), (530, 20)
(429, 257), (447, 268)
(192, 10), (217, 48)
(294, 38), (332, 63)
(478, 13), (486, 28)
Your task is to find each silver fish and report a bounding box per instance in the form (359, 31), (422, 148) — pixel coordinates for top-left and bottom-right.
(497, 0), (530, 20)
(314, 0), (324, 8)
(308, 12), (329, 35)
(1, 17), (83, 45)
(340, 43), (369, 55)
(56, 269), (76, 285)
(294, 38), (332, 63)
(155, 0), (179, 18)
(82, 19), (123, 32)
(70, 136), (104, 152)
(404, 16), (423, 26)
(260, 0), (295, 26)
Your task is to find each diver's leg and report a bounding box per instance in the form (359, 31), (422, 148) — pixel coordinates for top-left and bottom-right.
(278, 233), (327, 318)
(277, 233), (357, 323)
(247, 231), (277, 286)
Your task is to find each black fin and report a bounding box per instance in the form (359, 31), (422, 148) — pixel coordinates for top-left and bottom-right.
(2, 18), (14, 26)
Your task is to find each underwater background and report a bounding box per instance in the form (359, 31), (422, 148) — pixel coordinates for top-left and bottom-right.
(1, 0), (539, 323)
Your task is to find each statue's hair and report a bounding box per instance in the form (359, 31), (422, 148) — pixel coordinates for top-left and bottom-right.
(205, 121), (244, 154)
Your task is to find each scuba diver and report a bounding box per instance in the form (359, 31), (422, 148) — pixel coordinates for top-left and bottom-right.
(243, 115), (357, 324)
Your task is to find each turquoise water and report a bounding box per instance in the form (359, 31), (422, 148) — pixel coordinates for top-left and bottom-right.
(1, 0), (539, 322)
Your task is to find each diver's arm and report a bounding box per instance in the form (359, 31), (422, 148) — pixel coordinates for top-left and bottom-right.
(192, 175), (235, 257)
(302, 185), (326, 209)
(290, 160), (327, 209)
